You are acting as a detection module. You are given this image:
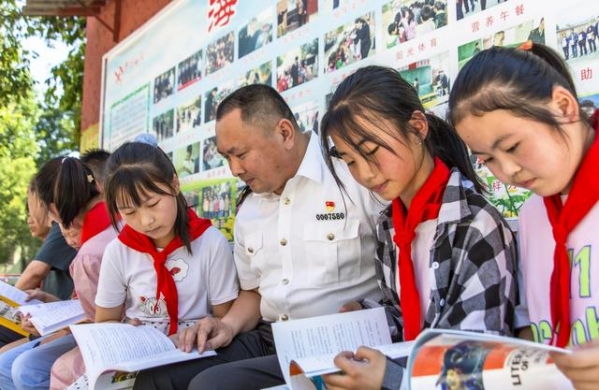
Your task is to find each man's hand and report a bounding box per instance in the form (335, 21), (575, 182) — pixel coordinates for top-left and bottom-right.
(176, 317), (235, 353)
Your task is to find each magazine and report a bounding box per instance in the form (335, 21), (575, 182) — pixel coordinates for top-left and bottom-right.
(69, 323), (217, 390)
(18, 299), (86, 336)
(0, 280), (42, 337)
(273, 327), (575, 390)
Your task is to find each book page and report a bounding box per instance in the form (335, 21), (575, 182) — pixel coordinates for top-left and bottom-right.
(272, 307), (391, 385)
(22, 300), (86, 336)
(71, 323), (216, 390)
(408, 329), (573, 390)
(0, 280), (42, 305)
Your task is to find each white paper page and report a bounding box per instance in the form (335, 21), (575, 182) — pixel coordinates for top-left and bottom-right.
(374, 341), (415, 359)
(24, 300), (86, 335)
(272, 307), (391, 386)
(0, 280), (42, 305)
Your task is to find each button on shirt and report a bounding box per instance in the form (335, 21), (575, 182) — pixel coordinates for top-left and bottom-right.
(233, 134), (384, 322)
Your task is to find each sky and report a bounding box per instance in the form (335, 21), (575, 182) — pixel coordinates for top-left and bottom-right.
(22, 36), (70, 94)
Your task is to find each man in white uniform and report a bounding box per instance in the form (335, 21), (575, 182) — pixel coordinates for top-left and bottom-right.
(133, 84), (384, 390)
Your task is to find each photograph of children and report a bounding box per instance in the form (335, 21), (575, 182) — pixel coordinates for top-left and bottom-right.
(324, 12), (375, 73)
(276, 38), (319, 92)
(153, 67), (176, 104)
(238, 8), (274, 58)
(204, 81), (235, 124)
(556, 4), (598, 63)
(152, 109), (174, 142)
(197, 179), (236, 241)
(580, 93), (599, 117)
(291, 100), (320, 133)
(399, 52), (450, 109)
(238, 61), (273, 87)
(176, 96), (202, 133)
(382, 0), (448, 49)
(177, 50), (202, 90)
(205, 31), (235, 76)
(435, 341), (490, 390)
(202, 135), (225, 171)
(456, 0), (508, 21)
(175, 142), (201, 178)
(277, 0), (318, 38)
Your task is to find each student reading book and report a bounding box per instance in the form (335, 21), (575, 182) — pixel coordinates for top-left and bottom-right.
(18, 299), (86, 336)
(448, 42), (599, 389)
(319, 65), (519, 390)
(49, 139), (239, 389)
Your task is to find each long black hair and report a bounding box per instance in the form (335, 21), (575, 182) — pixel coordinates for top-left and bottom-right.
(104, 141), (193, 253)
(320, 65), (482, 193)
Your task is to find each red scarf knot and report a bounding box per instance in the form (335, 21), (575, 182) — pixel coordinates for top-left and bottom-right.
(118, 208), (211, 335)
(391, 157), (450, 341)
(542, 114), (599, 347)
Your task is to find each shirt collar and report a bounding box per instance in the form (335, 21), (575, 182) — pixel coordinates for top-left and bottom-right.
(437, 168), (475, 225)
(293, 131), (325, 184)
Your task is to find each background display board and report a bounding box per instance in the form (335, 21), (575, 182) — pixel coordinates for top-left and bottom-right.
(101, 0), (599, 238)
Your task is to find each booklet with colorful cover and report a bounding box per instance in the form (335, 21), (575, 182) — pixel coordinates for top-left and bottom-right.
(0, 280), (43, 337)
(69, 323), (217, 390)
(272, 327), (575, 390)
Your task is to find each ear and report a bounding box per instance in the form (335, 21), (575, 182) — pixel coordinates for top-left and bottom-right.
(172, 175), (181, 195)
(276, 118), (297, 150)
(551, 86), (580, 123)
(408, 110), (429, 144)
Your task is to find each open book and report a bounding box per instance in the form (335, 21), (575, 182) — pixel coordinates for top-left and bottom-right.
(271, 323), (575, 390)
(0, 280), (43, 337)
(69, 323), (217, 390)
(18, 299), (86, 336)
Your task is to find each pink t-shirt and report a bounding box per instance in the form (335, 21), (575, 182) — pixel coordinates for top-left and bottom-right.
(519, 194), (599, 346)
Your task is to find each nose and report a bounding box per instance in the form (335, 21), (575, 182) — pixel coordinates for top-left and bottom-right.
(228, 157), (245, 178)
(141, 212), (154, 227)
(498, 157), (521, 178)
(353, 159), (376, 184)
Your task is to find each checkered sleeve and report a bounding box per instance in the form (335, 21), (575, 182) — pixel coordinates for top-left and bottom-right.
(430, 183), (518, 337)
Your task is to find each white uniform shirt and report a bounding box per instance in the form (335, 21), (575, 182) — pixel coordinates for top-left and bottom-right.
(234, 134), (384, 322)
(96, 226), (239, 325)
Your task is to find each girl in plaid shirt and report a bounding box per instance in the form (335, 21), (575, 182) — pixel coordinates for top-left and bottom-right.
(450, 42), (599, 390)
(319, 65), (519, 390)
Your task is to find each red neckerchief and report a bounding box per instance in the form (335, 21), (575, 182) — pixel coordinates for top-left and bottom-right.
(80, 201), (111, 246)
(392, 157), (450, 341)
(543, 109), (599, 347)
(118, 208), (211, 335)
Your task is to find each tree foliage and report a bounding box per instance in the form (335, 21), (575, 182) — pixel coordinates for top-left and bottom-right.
(0, 1), (85, 266)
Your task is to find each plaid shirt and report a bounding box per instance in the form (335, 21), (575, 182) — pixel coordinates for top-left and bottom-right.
(379, 169), (519, 389)
(375, 168), (518, 341)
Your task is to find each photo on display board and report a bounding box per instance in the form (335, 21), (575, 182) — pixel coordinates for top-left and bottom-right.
(456, 0), (509, 21)
(176, 95), (202, 133)
(205, 31), (235, 76)
(457, 20), (534, 69)
(188, 178), (237, 241)
(204, 81), (235, 124)
(291, 100), (319, 134)
(324, 11), (375, 73)
(382, 0), (448, 49)
(398, 51), (450, 109)
(152, 109), (174, 142)
(555, 5), (599, 63)
(276, 38), (319, 92)
(175, 142), (201, 178)
(580, 93), (599, 116)
(202, 136), (225, 172)
(321, 0), (349, 11)
(238, 8), (274, 59)
(276, 0), (318, 38)
(237, 61), (273, 87)
(153, 67), (176, 104)
(177, 49), (203, 90)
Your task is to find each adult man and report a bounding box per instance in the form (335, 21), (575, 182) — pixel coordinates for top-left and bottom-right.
(133, 84), (383, 390)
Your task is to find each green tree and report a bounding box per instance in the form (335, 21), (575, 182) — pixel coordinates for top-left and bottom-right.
(0, 1), (85, 266)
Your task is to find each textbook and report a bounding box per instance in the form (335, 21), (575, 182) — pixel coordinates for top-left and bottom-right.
(0, 280), (42, 337)
(18, 299), (86, 336)
(69, 323), (217, 390)
(272, 327), (575, 390)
